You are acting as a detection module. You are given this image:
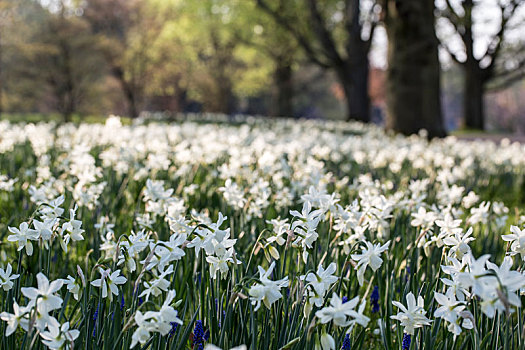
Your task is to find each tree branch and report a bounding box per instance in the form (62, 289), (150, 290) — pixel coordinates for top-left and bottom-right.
(344, 0), (361, 41)
(483, 0), (522, 73)
(256, 0), (331, 68)
(441, 0), (463, 35)
(486, 68), (525, 91)
(306, 0), (344, 66)
(441, 42), (463, 65)
(364, 2), (381, 52)
(486, 47), (525, 90)
(232, 31), (277, 59)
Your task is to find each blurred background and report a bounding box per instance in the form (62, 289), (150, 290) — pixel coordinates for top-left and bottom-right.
(0, 0), (524, 133)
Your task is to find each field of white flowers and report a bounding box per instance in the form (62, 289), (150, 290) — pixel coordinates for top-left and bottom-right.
(1, 115), (525, 350)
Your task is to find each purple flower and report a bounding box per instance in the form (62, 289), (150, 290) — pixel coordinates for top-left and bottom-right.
(341, 333), (351, 350)
(192, 320), (208, 349)
(169, 322), (179, 337)
(402, 333), (411, 350)
(371, 285), (380, 313)
(92, 302), (100, 337)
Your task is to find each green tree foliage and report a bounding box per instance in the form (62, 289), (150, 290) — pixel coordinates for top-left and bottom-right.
(80, 0), (278, 116)
(83, 0), (164, 118)
(156, 0), (274, 114)
(2, 0), (109, 121)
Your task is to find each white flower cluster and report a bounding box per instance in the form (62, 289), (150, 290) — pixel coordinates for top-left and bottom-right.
(8, 196), (84, 255)
(0, 273), (79, 349)
(1, 116), (525, 349)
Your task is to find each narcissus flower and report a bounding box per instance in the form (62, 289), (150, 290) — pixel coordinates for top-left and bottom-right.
(391, 292), (431, 335)
(7, 222), (39, 256)
(40, 317), (80, 350)
(0, 301), (30, 336)
(315, 293), (369, 328)
(249, 262), (288, 311)
(502, 225), (525, 261)
(0, 263), (19, 291)
(21, 272), (64, 313)
(351, 240), (390, 286)
(90, 268), (127, 300)
(130, 290), (182, 348)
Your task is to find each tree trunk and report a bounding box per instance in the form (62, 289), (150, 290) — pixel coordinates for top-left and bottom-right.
(383, 0), (446, 138)
(63, 110), (72, 123)
(336, 60), (370, 123)
(63, 55), (75, 123)
(215, 78), (235, 114)
(272, 60), (293, 117)
(348, 59), (370, 122)
(112, 66), (139, 118)
(176, 89), (188, 113)
(460, 0), (485, 130)
(126, 90), (138, 119)
(463, 63), (485, 130)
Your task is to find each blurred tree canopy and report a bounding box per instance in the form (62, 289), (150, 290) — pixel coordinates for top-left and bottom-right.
(0, 0), (524, 135)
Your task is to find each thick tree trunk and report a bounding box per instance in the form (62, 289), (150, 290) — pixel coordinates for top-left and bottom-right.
(273, 60), (293, 117)
(336, 60), (370, 123)
(348, 60), (370, 123)
(384, 0), (446, 138)
(464, 63), (485, 130)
